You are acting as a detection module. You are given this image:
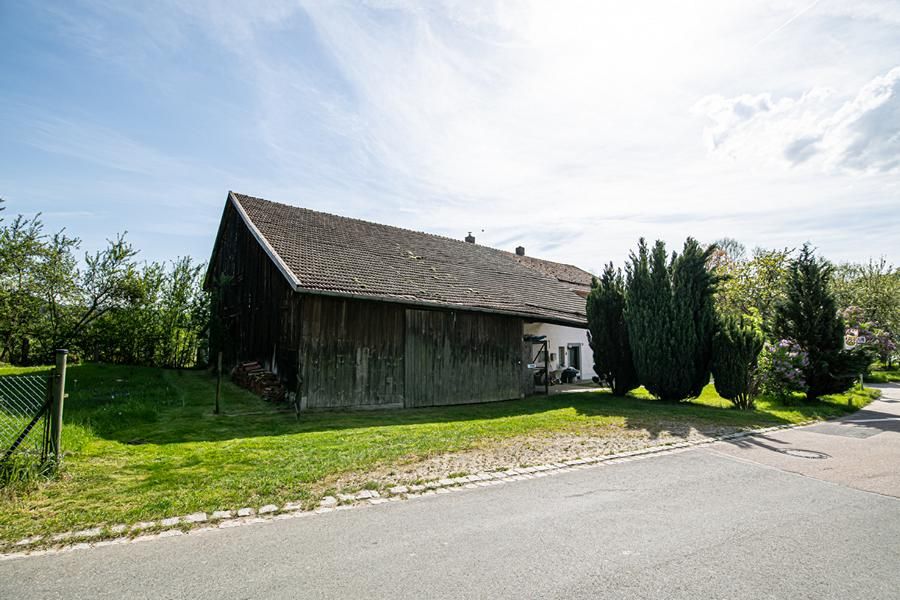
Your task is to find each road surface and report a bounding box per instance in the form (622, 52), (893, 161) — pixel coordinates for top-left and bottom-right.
(2, 385), (899, 599)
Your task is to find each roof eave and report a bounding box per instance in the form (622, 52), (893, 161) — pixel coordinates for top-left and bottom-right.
(293, 286), (587, 328)
(228, 191), (302, 292)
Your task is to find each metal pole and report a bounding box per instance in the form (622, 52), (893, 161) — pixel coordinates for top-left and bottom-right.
(50, 349), (68, 464)
(215, 351), (222, 415)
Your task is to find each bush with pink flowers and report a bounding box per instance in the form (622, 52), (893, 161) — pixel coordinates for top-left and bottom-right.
(759, 339), (808, 401)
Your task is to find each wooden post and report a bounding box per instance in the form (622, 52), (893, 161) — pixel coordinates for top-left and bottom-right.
(50, 349), (68, 464)
(215, 351), (223, 415)
(543, 340), (549, 395)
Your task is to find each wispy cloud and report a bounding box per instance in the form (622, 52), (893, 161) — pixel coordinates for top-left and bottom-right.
(752, 0), (822, 49)
(4, 0), (900, 266)
(19, 112), (187, 176)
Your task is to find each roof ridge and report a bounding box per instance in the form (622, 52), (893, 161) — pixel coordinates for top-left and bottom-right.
(497, 249), (594, 280)
(231, 192), (592, 275)
(232, 191), (501, 253)
(501, 250), (588, 271)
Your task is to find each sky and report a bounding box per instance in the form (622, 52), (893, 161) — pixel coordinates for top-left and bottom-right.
(1, 0), (898, 274)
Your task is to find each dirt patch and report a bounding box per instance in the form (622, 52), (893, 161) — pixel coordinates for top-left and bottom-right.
(323, 422), (745, 494)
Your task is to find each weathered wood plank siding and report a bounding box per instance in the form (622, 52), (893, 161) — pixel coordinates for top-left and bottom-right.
(404, 309), (524, 407)
(299, 295), (405, 409)
(209, 203), (301, 385)
(521, 339), (536, 397)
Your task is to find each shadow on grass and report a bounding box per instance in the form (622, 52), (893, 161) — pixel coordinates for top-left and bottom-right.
(39, 363), (873, 446)
(46, 363), (844, 446)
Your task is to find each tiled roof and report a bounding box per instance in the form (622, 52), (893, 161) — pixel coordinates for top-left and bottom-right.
(506, 253), (594, 292)
(230, 192), (589, 326)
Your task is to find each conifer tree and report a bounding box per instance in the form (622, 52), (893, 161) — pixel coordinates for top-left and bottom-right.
(625, 239), (660, 394)
(586, 263), (638, 395)
(672, 238), (720, 397)
(711, 314), (764, 409)
(774, 244), (871, 400)
(626, 238), (719, 401)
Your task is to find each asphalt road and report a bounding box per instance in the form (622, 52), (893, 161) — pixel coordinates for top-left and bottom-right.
(3, 385), (899, 600)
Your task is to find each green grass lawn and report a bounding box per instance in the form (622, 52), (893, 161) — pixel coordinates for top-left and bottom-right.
(866, 365), (900, 384)
(0, 363), (880, 545)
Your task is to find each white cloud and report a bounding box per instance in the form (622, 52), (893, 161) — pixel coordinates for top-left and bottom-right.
(825, 67), (900, 172)
(695, 66), (900, 174)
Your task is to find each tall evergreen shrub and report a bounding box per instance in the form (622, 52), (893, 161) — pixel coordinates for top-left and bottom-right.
(711, 314), (764, 409)
(586, 263), (638, 395)
(672, 238), (720, 397)
(625, 238), (719, 401)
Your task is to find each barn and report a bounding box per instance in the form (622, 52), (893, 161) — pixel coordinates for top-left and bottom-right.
(205, 192), (590, 410)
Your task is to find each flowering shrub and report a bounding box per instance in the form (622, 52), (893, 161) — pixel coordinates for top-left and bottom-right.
(841, 306), (897, 363)
(759, 339), (808, 401)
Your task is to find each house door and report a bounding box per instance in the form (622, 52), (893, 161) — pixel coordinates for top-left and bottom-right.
(568, 344), (581, 375)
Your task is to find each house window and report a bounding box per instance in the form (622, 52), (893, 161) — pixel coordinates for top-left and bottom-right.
(558, 346), (566, 368)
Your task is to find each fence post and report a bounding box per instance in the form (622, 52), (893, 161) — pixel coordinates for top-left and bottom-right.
(215, 351), (223, 415)
(50, 349), (68, 464)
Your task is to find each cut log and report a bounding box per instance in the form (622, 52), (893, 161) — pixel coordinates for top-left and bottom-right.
(231, 362), (287, 403)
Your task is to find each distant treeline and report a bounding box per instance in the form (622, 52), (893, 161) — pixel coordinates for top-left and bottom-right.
(0, 198), (207, 367)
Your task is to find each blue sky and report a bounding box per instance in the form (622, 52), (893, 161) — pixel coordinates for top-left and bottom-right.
(1, 1), (898, 273)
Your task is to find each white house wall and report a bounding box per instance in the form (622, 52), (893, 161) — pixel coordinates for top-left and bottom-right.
(524, 322), (591, 381)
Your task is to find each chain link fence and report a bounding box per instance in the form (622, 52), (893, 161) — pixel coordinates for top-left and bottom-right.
(0, 373), (53, 465)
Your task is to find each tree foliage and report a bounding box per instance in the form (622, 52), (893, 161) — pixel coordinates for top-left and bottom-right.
(711, 314), (764, 409)
(626, 238), (719, 401)
(0, 200), (208, 367)
(672, 238), (720, 396)
(831, 257), (899, 364)
(710, 237), (746, 265)
(82, 257), (208, 368)
(586, 263), (638, 395)
(0, 212), (47, 363)
(774, 244), (872, 400)
(714, 246), (793, 335)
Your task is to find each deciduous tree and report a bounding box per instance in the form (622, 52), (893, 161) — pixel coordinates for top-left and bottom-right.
(831, 257), (899, 365)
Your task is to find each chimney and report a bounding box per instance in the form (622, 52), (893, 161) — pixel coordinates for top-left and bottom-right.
(465, 232), (475, 244)
(515, 246), (525, 256)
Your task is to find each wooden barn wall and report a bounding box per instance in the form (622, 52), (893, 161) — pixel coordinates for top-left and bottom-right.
(299, 295), (405, 409)
(522, 340), (537, 396)
(404, 309), (525, 408)
(210, 203), (301, 386)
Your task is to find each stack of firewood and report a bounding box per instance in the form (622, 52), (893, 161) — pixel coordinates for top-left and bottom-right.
(231, 361), (286, 403)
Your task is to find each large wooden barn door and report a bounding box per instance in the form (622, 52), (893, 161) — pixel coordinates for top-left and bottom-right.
(404, 309), (524, 408)
(300, 296), (405, 409)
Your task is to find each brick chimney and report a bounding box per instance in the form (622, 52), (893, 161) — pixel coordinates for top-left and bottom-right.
(465, 232), (475, 243)
(515, 246), (525, 256)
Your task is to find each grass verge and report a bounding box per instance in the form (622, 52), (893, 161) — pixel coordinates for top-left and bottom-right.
(866, 365), (900, 384)
(0, 363), (880, 546)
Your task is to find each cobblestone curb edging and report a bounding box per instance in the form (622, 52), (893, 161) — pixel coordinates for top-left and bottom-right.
(1, 420), (816, 560)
